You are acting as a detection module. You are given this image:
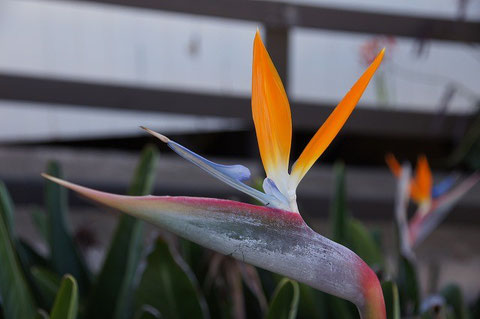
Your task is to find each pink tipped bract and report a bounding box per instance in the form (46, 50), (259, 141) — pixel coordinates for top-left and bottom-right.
(42, 174), (385, 319)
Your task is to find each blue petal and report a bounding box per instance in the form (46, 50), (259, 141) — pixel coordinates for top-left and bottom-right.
(263, 178), (289, 206)
(167, 140), (288, 209)
(432, 175), (456, 198)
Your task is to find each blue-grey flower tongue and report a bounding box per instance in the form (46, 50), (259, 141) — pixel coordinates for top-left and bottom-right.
(432, 175), (456, 198)
(141, 127), (289, 210)
(263, 178), (289, 207)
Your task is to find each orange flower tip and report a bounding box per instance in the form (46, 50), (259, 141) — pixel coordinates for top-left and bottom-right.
(140, 126), (170, 143)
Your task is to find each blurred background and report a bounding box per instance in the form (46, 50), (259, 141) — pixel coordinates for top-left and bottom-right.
(1, 0), (480, 304)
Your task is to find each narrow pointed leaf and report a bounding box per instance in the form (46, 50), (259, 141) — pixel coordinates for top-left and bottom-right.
(45, 162), (90, 292)
(43, 175), (386, 319)
(135, 238), (208, 319)
(0, 183), (14, 237)
(50, 275), (78, 319)
(87, 145), (158, 319)
(330, 162), (348, 245)
(397, 256), (420, 316)
(32, 210), (48, 242)
(381, 281), (400, 319)
(266, 279), (299, 319)
(0, 181), (36, 319)
(31, 267), (62, 308)
(297, 283), (328, 319)
(347, 219), (384, 270)
(329, 164), (383, 269)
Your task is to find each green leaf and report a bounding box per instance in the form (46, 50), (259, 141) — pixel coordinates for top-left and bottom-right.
(32, 209), (48, 241)
(440, 284), (469, 319)
(50, 275), (78, 319)
(87, 145), (158, 319)
(382, 281), (400, 319)
(0, 181), (37, 319)
(397, 256), (420, 316)
(16, 239), (49, 270)
(328, 296), (356, 318)
(296, 284), (327, 319)
(471, 293), (480, 319)
(0, 183), (14, 237)
(31, 266), (62, 308)
(265, 278), (299, 319)
(127, 145), (159, 196)
(45, 162), (90, 292)
(346, 219), (383, 269)
(135, 238), (208, 319)
(330, 162), (348, 245)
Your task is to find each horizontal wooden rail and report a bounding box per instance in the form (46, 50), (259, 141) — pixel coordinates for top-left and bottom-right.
(0, 73), (472, 139)
(72, 0), (480, 42)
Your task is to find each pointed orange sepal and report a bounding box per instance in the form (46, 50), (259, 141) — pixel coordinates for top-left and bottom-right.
(290, 49), (385, 186)
(385, 153), (402, 178)
(251, 30), (292, 191)
(410, 155), (432, 203)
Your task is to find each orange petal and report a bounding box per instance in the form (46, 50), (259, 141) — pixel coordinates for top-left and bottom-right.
(410, 155), (432, 202)
(385, 153), (402, 178)
(252, 30), (292, 190)
(290, 49), (385, 186)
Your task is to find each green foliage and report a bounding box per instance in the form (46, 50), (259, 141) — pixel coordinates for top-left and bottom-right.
(32, 209), (48, 241)
(296, 283), (327, 319)
(135, 238), (208, 319)
(330, 162), (348, 245)
(397, 256), (420, 316)
(50, 275), (78, 319)
(31, 267), (62, 308)
(87, 145), (158, 319)
(329, 162), (384, 271)
(265, 279), (299, 319)
(346, 219), (383, 269)
(1, 149), (479, 319)
(45, 162), (90, 293)
(382, 281), (400, 319)
(0, 183), (14, 237)
(0, 182), (37, 319)
(441, 284), (469, 319)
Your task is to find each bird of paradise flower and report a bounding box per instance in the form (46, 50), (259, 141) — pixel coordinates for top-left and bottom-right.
(386, 154), (479, 259)
(43, 31), (386, 319)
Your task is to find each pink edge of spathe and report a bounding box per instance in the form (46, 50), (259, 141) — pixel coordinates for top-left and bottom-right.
(408, 172), (480, 247)
(41, 174), (385, 319)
